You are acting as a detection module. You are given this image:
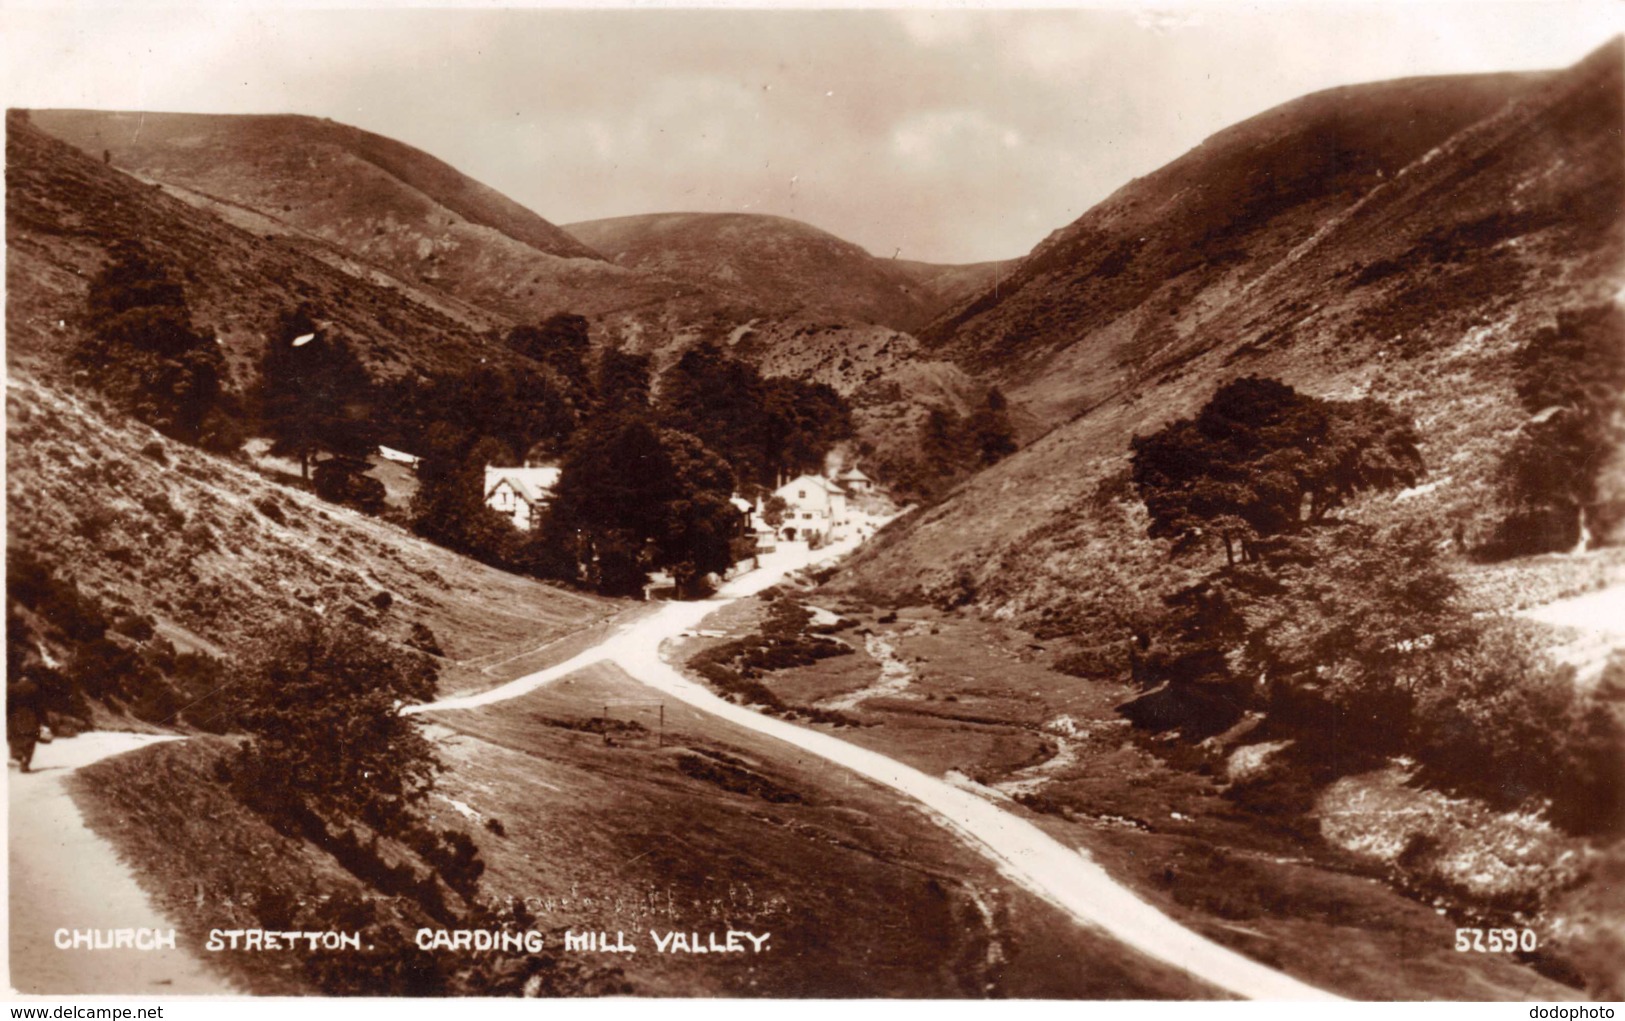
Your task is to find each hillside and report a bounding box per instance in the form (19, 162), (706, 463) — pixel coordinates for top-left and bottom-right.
(28, 109), (680, 325)
(566, 212), (980, 332)
(922, 69), (1558, 429)
(5, 375), (614, 702)
(823, 45), (1625, 996)
(845, 40), (1623, 615)
(25, 109), (989, 451)
(5, 111), (512, 385)
(33, 110), (599, 261)
(890, 257), (1017, 315)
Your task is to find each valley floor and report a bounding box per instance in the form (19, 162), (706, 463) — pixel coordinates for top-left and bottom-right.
(32, 540), (1607, 999)
(666, 592), (1594, 1000)
(415, 537), (1320, 999)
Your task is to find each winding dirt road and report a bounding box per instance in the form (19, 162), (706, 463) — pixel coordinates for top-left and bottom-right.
(413, 540), (1338, 1001)
(1521, 582), (1625, 683)
(8, 733), (235, 995)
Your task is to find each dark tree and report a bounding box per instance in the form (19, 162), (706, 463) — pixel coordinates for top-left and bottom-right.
(1497, 303), (1625, 553)
(229, 619), (440, 833)
(73, 241), (229, 446)
(968, 386), (1019, 465)
(506, 313), (593, 396)
(660, 342), (770, 481)
(546, 415), (738, 597)
(383, 363), (575, 467)
(921, 406), (977, 472)
(658, 342), (853, 489)
(256, 304), (377, 480)
(595, 348), (652, 418)
(410, 435), (517, 563)
(760, 376), (854, 481)
(1131, 376), (1421, 565)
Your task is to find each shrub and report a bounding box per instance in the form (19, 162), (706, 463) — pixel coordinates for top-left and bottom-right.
(72, 242), (229, 445)
(228, 619), (441, 834)
(313, 459), (387, 515)
(7, 550), (109, 643)
(111, 612), (156, 643)
(1413, 640), (1625, 835)
(407, 622), (443, 658)
(139, 492), (186, 528)
(1054, 641), (1129, 680)
(253, 497), (285, 524)
(181, 521), (217, 553)
(74, 508), (118, 541)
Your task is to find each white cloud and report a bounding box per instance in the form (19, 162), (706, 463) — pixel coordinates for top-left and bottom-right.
(892, 10), (984, 49)
(1134, 8), (1206, 35)
(890, 109), (1006, 165)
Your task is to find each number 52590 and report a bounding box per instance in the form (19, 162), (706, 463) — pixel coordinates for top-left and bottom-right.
(1455, 928), (1537, 952)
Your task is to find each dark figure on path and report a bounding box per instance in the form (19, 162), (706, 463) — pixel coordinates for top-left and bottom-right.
(8, 677), (42, 773)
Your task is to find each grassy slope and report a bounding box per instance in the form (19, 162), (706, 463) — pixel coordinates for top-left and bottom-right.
(69, 665), (1217, 998)
(5, 114), (517, 387)
(415, 660), (1217, 998)
(5, 376), (613, 693)
(836, 40), (1625, 625)
(566, 212), (941, 332)
(27, 109), (677, 327)
(71, 737), (402, 996)
(21, 109), (986, 470)
(921, 69), (1554, 430)
(890, 258), (1019, 316)
(677, 596), (1584, 1000)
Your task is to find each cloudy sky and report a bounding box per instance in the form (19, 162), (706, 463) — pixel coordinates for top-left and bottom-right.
(4, 3), (1621, 263)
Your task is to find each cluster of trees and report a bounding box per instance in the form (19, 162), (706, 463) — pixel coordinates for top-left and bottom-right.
(541, 414), (739, 597)
(1126, 377), (1622, 833)
(1491, 303), (1625, 556)
(871, 387), (1019, 504)
(399, 337), (855, 596)
(256, 304), (386, 512)
(71, 241), (238, 449)
(659, 342), (853, 489)
(68, 247), (858, 596)
(1131, 375), (1423, 566)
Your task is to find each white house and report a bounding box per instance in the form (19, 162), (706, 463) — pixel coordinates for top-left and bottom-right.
(484, 466), (561, 531)
(834, 465), (874, 495)
(773, 473), (850, 543)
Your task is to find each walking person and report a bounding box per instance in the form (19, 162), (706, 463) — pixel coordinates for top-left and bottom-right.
(9, 675), (42, 773)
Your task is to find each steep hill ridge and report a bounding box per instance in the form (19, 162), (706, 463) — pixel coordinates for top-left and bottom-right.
(28, 109), (685, 325)
(566, 211), (1002, 331)
(32, 111), (600, 260)
(6, 112), (510, 384)
(29, 111), (996, 394)
(923, 68), (1557, 429)
(839, 39), (1624, 626)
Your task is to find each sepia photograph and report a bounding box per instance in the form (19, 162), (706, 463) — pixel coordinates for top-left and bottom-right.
(3, 0), (1624, 1003)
